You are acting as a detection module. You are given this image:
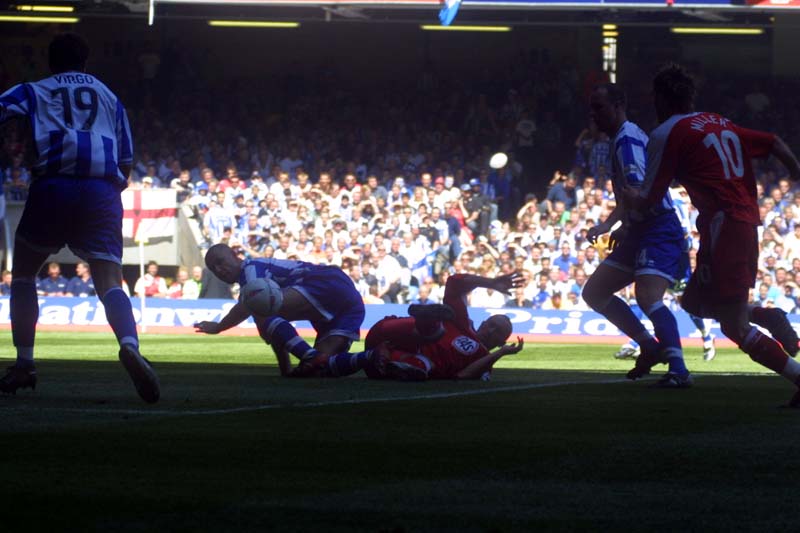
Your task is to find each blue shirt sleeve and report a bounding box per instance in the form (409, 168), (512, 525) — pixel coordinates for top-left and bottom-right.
(0, 83), (31, 125)
(615, 134), (647, 187)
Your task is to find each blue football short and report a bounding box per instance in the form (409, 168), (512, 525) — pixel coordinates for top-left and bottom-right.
(16, 177), (124, 264)
(292, 267), (365, 344)
(603, 211), (684, 283)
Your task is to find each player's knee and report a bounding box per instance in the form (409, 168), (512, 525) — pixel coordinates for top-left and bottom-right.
(719, 320), (746, 346)
(582, 284), (610, 311)
(641, 301), (666, 318)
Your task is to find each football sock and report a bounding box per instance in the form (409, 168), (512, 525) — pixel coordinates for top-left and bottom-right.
(689, 314), (711, 339)
(598, 296), (658, 354)
(645, 302), (687, 375)
(740, 327), (795, 378)
(326, 351), (370, 377)
(10, 279), (38, 367)
(259, 316), (317, 361)
(101, 287), (139, 348)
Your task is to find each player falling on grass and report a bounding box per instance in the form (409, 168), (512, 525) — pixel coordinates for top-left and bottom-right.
(582, 83), (692, 388)
(297, 272), (526, 380)
(625, 64), (800, 406)
(0, 34), (159, 403)
(194, 243), (366, 375)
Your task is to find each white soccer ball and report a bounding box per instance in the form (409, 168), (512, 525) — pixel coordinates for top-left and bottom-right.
(240, 278), (284, 316)
(489, 152), (508, 169)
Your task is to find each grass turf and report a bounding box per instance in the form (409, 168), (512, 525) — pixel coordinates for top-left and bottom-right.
(1, 331), (798, 532)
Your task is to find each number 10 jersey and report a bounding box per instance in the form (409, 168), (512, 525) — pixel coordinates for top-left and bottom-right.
(640, 111), (775, 232)
(0, 71), (133, 185)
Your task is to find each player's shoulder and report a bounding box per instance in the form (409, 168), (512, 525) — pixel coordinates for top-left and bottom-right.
(616, 120), (648, 144)
(649, 113), (701, 144)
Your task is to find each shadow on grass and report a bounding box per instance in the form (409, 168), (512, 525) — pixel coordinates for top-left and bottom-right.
(0, 358), (798, 533)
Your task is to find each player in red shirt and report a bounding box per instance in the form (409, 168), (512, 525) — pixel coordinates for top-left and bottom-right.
(299, 272), (525, 380)
(367, 273), (524, 380)
(626, 64), (800, 406)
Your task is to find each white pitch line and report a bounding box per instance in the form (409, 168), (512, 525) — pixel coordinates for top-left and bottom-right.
(3, 377), (630, 418)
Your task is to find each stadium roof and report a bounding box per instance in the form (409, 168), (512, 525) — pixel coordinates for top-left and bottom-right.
(1, 0), (793, 26)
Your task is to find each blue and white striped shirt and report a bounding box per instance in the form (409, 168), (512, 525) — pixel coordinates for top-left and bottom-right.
(0, 72), (133, 185)
(611, 120), (673, 221)
(239, 257), (325, 288)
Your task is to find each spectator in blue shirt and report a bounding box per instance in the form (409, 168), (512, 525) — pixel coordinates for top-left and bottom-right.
(37, 262), (68, 296)
(531, 273), (552, 309)
(552, 242), (577, 275)
(65, 261), (96, 297)
(545, 174), (578, 212)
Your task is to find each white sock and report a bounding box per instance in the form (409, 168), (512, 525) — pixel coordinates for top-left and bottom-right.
(16, 346), (34, 366)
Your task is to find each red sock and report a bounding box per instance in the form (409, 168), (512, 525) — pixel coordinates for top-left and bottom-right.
(743, 329), (788, 374)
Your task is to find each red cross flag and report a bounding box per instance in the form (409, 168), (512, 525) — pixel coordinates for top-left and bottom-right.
(122, 189), (178, 243)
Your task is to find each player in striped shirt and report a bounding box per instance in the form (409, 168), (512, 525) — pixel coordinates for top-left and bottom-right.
(582, 83), (691, 387)
(0, 34), (159, 403)
(194, 243), (366, 376)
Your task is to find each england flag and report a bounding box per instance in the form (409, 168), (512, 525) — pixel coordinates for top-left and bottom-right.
(122, 189), (177, 243)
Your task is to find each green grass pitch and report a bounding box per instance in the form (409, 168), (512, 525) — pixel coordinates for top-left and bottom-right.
(1, 331), (798, 532)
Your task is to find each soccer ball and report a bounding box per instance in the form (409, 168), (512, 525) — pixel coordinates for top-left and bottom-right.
(489, 152), (508, 169)
(240, 278), (284, 316)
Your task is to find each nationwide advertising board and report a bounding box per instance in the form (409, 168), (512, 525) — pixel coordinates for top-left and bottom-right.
(2, 297), (787, 346)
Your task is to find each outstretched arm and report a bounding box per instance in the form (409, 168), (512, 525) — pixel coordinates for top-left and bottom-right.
(194, 302), (251, 334)
(771, 136), (800, 181)
(455, 337), (524, 379)
(443, 272), (526, 331)
(444, 272), (525, 299)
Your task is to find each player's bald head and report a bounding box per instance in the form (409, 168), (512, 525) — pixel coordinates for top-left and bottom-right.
(491, 314), (513, 339)
(478, 314), (514, 350)
(205, 243), (243, 281)
(205, 243), (236, 266)
(590, 83), (627, 136)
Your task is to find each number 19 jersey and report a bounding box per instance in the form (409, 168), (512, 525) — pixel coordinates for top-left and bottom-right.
(641, 112), (775, 231)
(0, 72), (133, 185)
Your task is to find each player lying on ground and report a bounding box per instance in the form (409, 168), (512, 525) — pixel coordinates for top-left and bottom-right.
(194, 243), (365, 375)
(0, 34), (159, 403)
(626, 63), (800, 407)
(582, 82), (691, 388)
(294, 272), (526, 380)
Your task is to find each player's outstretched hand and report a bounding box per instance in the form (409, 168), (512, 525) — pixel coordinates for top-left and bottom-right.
(500, 336), (524, 356)
(194, 321), (222, 334)
(493, 272), (525, 295)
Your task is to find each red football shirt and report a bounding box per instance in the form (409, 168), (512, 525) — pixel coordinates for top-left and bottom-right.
(642, 112), (775, 230)
(420, 275), (489, 379)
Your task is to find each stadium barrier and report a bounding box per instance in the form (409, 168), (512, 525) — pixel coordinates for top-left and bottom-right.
(2, 296), (791, 347)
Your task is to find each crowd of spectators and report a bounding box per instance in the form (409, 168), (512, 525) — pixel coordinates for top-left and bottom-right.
(2, 60), (800, 313)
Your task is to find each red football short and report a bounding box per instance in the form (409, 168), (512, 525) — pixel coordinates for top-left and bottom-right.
(682, 214), (758, 318)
